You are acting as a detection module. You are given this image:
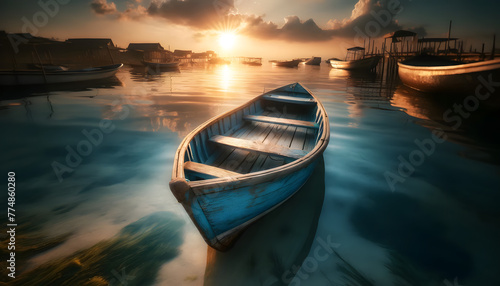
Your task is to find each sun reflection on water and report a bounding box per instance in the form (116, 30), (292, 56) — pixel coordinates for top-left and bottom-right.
(218, 65), (233, 92)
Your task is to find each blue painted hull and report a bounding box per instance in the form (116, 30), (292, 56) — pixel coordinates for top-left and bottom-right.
(186, 160), (318, 249)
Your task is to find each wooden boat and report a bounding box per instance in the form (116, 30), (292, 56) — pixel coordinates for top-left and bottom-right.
(169, 82), (329, 251)
(398, 55), (500, 94)
(241, 57), (262, 66)
(0, 64), (123, 86)
(305, 57), (321, 66)
(329, 47), (380, 71)
(142, 60), (180, 69)
(270, 59), (301, 68)
(330, 56), (380, 70)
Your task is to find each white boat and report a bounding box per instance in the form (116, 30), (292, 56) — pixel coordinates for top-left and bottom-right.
(270, 59), (301, 68)
(241, 57), (262, 66)
(329, 47), (380, 71)
(0, 64), (123, 86)
(398, 55), (500, 94)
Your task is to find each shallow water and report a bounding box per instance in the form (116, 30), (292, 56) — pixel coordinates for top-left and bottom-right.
(1, 62), (499, 285)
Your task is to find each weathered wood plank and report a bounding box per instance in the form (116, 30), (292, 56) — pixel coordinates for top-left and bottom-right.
(262, 94), (316, 105)
(290, 127), (308, 150)
(218, 149), (248, 170)
(210, 135), (307, 159)
(303, 128), (317, 151)
(193, 135), (207, 162)
(248, 123), (289, 173)
(205, 146), (232, 165)
(243, 115), (319, 129)
(235, 123), (282, 173)
(260, 125), (297, 170)
(184, 161), (240, 179)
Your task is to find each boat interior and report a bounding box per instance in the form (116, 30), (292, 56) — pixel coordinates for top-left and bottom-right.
(183, 89), (325, 182)
(401, 54), (466, 66)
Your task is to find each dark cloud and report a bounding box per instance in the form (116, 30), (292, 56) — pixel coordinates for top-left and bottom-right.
(240, 0), (425, 42)
(407, 26), (428, 38)
(327, 0), (403, 38)
(90, 0), (117, 15)
(147, 0), (235, 29)
(242, 15), (330, 42)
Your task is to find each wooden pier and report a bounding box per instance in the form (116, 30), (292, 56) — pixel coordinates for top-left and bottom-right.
(360, 30), (500, 80)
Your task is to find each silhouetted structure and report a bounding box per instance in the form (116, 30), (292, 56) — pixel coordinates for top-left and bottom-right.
(124, 43), (173, 66)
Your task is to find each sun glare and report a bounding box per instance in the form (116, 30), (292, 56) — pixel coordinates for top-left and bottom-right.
(218, 32), (236, 50)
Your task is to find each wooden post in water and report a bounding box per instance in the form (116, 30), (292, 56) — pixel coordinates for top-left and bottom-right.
(33, 45), (47, 84)
(367, 37), (370, 57)
(458, 41), (463, 61)
(446, 20), (452, 55)
(381, 41), (386, 79)
(490, 34), (496, 60)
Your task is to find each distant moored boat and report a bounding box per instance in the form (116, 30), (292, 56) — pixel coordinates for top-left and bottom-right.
(329, 47), (380, 71)
(0, 63), (123, 86)
(398, 55), (500, 94)
(241, 57), (262, 66)
(270, 59), (301, 68)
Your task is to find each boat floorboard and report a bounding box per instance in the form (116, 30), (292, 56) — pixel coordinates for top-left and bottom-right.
(189, 106), (319, 179)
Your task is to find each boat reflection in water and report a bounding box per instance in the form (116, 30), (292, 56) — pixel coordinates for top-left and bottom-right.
(0, 75), (123, 100)
(204, 158), (325, 286)
(129, 64), (180, 80)
(391, 84), (500, 164)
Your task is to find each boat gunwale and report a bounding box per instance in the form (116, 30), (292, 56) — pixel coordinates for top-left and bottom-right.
(329, 56), (380, 64)
(171, 82), (330, 193)
(329, 56), (380, 70)
(0, 63), (123, 75)
(397, 58), (500, 74)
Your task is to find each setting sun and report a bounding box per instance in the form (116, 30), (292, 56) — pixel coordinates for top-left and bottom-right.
(218, 32), (236, 50)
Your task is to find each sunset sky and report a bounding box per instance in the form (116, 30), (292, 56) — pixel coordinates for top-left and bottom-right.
(1, 0), (499, 59)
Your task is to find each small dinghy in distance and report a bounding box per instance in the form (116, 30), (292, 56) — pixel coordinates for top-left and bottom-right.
(169, 82), (329, 251)
(398, 55), (500, 94)
(270, 59), (302, 68)
(329, 47), (380, 71)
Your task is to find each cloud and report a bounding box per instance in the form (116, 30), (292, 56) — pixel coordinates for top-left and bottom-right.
(120, 4), (148, 20)
(90, 0), (426, 43)
(90, 0), (118, 15)
(243, 15), (331, 42)
(325, 0), (402, 38)
(407, 26), (428, 38)
(238, 0), (425, 42)
(147, 0), (235, 29)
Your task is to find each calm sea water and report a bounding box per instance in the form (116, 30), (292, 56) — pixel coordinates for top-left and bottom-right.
(1, 62), (499, 286)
